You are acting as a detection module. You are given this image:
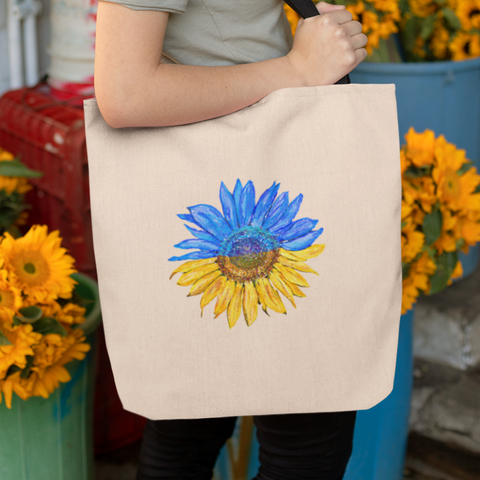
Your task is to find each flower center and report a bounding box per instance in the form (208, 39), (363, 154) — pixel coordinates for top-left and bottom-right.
(218, 227), (279, 282)
(11, 251), (50, 287)
(469, 9), (480, 18)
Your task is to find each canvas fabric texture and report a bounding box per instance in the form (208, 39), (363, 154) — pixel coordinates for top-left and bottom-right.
(83, 82), (402, 420)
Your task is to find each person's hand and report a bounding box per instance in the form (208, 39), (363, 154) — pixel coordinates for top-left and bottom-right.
(285, 2), (368, 86)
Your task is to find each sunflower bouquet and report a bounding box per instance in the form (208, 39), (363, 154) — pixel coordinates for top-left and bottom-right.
(0, 224), (91, 409)
(400, 127), (480, 314)
(284, 0), (480, 61)
(0, 147), (43, 237)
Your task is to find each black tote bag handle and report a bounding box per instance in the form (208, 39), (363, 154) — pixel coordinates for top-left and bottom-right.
(284, 0), (351, 85)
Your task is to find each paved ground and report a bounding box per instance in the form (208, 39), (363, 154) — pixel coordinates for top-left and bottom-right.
(94, 431), (480, 480)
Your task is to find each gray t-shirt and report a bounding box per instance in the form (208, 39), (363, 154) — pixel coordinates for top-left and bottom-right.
(99, 0), (294, 66)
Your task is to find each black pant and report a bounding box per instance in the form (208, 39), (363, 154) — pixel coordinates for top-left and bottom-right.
(136, 410), (357, 480)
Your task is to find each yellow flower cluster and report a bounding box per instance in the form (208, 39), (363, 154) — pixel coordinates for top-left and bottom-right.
(0, 225), (90, 409)
(401, 128), (480, 313)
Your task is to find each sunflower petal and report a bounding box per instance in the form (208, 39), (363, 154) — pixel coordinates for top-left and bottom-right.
(269, 194), (303, 232)
(227, 284), (243, 328)
(177, 263), (220, 286)
(250, 182), (279, 227)
(263, 192), (289, 229)
(239, 181), (256, 227)
(256, 278), (286, 314)
(220, 182), (239, 229)
(188, 271), (222, 296)
(274, 264), (309, 287)
(214, 280), (236, 318)
(268, 269), (296, 307)
(277, 218), (318, 242)
(282, 228), (324, 251)
(200, 276), (227, 316)
(184, 225), (220, 245)
(275, 268), (307, 297)
(243, 282), (258, 326)
(168, 251), (217, 262)
(188, 205), (232, 241)
(174, 238), (219, 252)
(278, 256), (318, 275)
(169, 258), (217, 279)
(279, 244), (325, 261)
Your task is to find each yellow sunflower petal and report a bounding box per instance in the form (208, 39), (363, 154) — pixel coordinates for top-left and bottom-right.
(278, 256), (318, 275)
(169, 258), (217, 279)
(256, 278), (286, 314)
(227, 284), (243, 329)
(268, 269), (296, 308)
(177, 263), (220, 286)
(188, 271), (222, 297)
(214, 280), (236, 318)
(274, 264), (309, 287)
(200, 276), (227, 316)
(279, 244), (325, 261)
(243, 282), (258, 326)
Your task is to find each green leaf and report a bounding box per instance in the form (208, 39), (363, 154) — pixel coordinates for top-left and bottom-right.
(455, 238), (465, 249)
(457, 161), (473, 176)
(441, 7), (462, 30)
(420, 15), (437, 40)
(16, 306), (44, 323)
(0, 330), (13, 346)
(423, 208), (443, 245)
(20, 355), (34, 379)
(33, 317), (67, 337)
(0, 157), (43, 178)
(428, 251), (458, 295)
(434, 0), (447, 5)
(403, 16), (421, 52)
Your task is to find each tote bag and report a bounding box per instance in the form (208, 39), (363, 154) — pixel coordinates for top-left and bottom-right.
(83, 0), (402, 420)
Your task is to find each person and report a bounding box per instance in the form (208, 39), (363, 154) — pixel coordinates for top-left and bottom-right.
(94, 1), (367, 479)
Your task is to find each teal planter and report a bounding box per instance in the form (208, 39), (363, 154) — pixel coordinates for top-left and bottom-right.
(0, 272), (102, 480)
(350, 56), (480, 279)
(213, 308), (415, 480)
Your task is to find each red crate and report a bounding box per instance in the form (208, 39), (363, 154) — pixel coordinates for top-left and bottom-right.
(0, 82), (146, 454)
(0, 82), (95, 276)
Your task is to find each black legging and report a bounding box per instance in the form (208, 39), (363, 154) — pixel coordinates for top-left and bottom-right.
(136, 410), (357, 480)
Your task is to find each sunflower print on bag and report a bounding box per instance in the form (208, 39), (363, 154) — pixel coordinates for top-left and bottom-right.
(169, 180), (325, 329)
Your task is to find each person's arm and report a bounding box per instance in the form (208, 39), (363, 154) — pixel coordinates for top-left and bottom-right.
(94, 1), (367, 129)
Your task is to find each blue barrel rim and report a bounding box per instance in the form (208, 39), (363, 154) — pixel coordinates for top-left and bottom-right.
(352, 55), (480, 76)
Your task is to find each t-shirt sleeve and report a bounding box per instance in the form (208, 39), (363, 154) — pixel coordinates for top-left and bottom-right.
(99, 0), (188, 14)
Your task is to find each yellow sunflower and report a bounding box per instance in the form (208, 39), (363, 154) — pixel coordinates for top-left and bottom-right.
(0, 370), (32, 408)
(0, 269), (23, 323)
(169, 181), (325, 328)
(449, 32), (480, 60)
(0, 225), (77, 303)
(408, 0), (438, 17)
(0, 322), (42, 378)
(456, 0), (480, 30)
(404, 127), (436, 167)
(430, 22), (451, 60)
(37, 301), (87, 326)
(401, 216), (425, 263)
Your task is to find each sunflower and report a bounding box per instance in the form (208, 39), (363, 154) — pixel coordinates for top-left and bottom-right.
(0, 322), (42, 378)
(408, 0), (438, 18)
(0, 225), (77, 303)
(456, 0), (480, 30)
(430, 22), (450, 60)
(449, 31), (480, 60)
(169, 180), (325, 328)
(0, 269), (23, 323)
(38, 301), (87, 326)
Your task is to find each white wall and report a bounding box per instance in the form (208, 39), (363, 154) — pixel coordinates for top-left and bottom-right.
(0, 0), (52, 96)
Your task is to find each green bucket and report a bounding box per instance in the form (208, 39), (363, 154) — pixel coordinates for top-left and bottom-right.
(0, 272), (102, 480)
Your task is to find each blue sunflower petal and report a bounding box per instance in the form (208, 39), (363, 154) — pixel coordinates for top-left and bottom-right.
(233, 179), (243, 213)
(250, 182), (280, 227)
(174, 238), (219, 252)
(220, 182), (239, 228)
(188, 204), (232, 241)
(269, 194), (303, 233)
(263, 192), (289, 229)
(168, 251), (217, 262)
(239, 181), (256, 227)
(178, 213), (199, 226)
(184, 225), (220, 245)
(277, 218), (318, 242)
(281, 228), (324, 251)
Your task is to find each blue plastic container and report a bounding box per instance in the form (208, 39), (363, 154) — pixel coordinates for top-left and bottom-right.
(213, 307), (415, 480)
(350, 56), (480, 279)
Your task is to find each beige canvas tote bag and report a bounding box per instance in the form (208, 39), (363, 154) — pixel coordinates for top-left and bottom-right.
(83, 0), (402, 420)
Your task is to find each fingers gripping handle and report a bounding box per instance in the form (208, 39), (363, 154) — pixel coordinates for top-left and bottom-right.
(284, 0), (351, 85)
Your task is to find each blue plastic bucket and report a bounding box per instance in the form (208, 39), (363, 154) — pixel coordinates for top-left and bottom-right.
(350, 57), (480, 279)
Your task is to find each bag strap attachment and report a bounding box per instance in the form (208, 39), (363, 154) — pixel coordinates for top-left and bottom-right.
(161, 0), (350, 84)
